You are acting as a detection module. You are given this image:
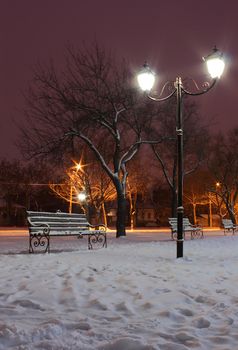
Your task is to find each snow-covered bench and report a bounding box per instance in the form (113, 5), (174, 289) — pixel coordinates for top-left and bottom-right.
(221, 219), (238, 235)
(168, 217), (203, 240)
(26, 211), (107, 253)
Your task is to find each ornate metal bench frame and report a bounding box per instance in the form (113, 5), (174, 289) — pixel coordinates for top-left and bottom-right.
(27, 211), (107, 253)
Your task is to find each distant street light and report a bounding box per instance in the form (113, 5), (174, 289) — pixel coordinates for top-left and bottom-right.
(216, 181), (221, 188)
(69, 161), (83, 213)
(137, 47), (225, 258)
(77, 192), (87, 202)
(77, 191), (88, 219)
(75, 163), (82, 172)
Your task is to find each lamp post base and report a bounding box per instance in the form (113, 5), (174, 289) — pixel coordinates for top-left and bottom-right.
(177, 239), (184, 258)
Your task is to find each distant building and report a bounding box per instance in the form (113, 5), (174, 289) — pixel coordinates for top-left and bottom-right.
(136, 202), (158, 227)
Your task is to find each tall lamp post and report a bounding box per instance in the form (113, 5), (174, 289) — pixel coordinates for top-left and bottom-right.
(137, 47), (225, 258)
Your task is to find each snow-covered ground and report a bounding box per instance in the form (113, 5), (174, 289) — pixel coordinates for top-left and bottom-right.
(0, 231), (238, 349)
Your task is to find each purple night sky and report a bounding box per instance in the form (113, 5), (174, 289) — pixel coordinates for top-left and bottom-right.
(1, 0), (238, 159)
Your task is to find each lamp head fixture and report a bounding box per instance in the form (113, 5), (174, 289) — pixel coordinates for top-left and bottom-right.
(137, 47), (225, 93)
(137, 62), (156, 91)
(203, 46), (225, 79)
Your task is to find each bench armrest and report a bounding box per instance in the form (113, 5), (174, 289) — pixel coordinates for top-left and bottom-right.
(27, 219), (50, 234)
(89, 224), (107, 231)
(190, 223), (202, 229)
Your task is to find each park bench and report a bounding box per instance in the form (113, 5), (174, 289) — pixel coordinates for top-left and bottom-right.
(221, 219), (238, 235)
(168, 217), (203, 240)
(26, 210), (107, 253)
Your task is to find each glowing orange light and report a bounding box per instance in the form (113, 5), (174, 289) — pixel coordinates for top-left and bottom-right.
(75, 163), (81, 171)
(71, 160), (83, 172)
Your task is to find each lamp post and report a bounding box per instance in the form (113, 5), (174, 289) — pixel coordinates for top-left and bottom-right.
(137, 47), (225, 258)
(68, 161), (82, 214)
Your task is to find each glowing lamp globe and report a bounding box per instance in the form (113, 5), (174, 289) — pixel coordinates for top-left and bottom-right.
(204, 47), (225, 79)
(137, 63), (155, 91)
(78, 192), (86, 202)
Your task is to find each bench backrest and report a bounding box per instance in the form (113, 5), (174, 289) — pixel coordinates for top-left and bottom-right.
(169, 217), (190, 226)
(27, 211), (90, 231)
(222, 219), (233, 227)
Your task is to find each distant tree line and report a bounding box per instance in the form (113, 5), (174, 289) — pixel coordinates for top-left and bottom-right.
(0, 159), (67, 225)
(1, 129), (238, 228)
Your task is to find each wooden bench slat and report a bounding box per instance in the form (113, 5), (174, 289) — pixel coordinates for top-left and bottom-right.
(27, 211), (85, 216)
(28, 216), (87, 221)
(29, 226), (90, 231)
(29, 220), (88, 225)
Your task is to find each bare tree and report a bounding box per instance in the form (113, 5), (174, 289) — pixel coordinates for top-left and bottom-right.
(208, 129), (238, 223)
(50, 159), (116, 225)
(19, 43), (157, 237)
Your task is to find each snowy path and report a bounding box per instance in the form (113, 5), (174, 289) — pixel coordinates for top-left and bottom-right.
(0, 227), (227, 254)
(0, 231), (237, 349)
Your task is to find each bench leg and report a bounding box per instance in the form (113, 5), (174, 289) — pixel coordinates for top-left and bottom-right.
(29, 234), (50, 253)
(29, 235), (33, 253)
(88, 233), (107, 249)
(191, 229), (203, 239)
(171, 231), (177, 240)
(104, 234), (107, 248)
(88, 235), (92, 250)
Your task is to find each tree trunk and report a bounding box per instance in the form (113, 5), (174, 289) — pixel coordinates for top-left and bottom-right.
(208, 198), (212, 227)
(130, 213), (135, 230)
(128, 190), (136, 230)
(193, 203), (197, 225)
(69, 185), (73, 214)
(101, 202), (108, 227)
(227, 204), (236, 224)
(116, 193), (127, 237)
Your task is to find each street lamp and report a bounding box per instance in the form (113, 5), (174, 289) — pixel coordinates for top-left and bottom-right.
(137, 47), (225, 258)
(216, 181), (221, 188)
(77, 192), (87, 202)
